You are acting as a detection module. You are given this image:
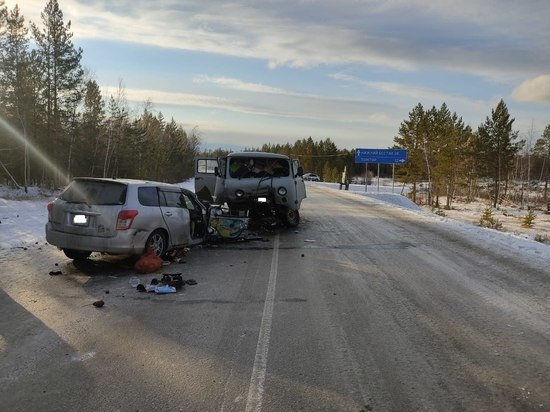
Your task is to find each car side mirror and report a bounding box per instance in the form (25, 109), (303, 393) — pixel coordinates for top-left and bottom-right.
(297, 166), (304, 177)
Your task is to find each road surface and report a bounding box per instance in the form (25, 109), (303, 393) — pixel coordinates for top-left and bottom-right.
(1, 184), (549, 411)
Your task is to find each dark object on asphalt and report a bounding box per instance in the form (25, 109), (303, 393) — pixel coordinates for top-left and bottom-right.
(301, 254), (305, 257)
(92, 300), (104, 308)
(150, 278), (159, 285)
(136, 284), (146, 292)
(162, 273), (184, 289)
(49, 270), (62, 276)
(186, 279), (197, 286)
(105, 290), (109, 294)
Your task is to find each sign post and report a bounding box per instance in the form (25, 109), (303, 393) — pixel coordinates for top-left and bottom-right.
(355, 149), (407, 192)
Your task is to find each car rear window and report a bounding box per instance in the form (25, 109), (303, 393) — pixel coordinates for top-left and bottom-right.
(60, 180), (127, 205)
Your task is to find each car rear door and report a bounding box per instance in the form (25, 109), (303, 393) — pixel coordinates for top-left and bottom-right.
(158, 188), (191, 247)
(194, 158), (218, 203)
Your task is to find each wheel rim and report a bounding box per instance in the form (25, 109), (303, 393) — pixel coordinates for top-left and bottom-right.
(148, 232), (165, 256)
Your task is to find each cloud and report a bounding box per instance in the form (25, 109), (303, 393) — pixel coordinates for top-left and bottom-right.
(329, 73), (487, 109)
(512, 75), (550, 104)
(193, 75), (290, 95)
(11, 0), (550, 82)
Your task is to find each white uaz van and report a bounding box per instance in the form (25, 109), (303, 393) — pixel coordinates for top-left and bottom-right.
(195, 152), (306, 226)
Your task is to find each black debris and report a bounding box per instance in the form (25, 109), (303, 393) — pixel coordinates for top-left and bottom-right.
(49, 271), (62, 276)
(92, 300), (104, 308)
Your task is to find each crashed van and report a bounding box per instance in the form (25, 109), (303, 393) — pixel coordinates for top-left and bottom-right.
(195, 152), (306, 226)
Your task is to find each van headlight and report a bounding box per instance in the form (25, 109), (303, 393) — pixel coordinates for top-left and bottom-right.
(235, 189), (245, 198)
(277, 187), (287, 196)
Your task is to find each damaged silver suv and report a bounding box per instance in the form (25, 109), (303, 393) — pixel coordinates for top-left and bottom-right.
(195, 152), (306, 226)
(45, 178), (207, 260)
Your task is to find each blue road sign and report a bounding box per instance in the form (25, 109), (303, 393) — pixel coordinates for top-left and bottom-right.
(355, 148), (407, 164)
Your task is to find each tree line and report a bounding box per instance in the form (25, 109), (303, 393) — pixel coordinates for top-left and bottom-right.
(0, 0), (200, 189)
(394, 101), (550, 209)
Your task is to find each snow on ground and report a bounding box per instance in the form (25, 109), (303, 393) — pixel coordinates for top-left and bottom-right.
(1, 179), (549, 262)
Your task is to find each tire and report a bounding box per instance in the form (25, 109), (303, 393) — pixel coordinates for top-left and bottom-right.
(145, 230), (167, 257)
(63, 249), (92, 261)
(282, 208), (300, 227)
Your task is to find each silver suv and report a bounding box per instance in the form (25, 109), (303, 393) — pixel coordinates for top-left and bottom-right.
(45, 178), (207, 260)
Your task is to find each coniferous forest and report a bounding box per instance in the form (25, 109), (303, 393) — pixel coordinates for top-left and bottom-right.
(1, 1), (549, 210)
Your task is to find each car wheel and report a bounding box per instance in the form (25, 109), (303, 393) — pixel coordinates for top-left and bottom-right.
(146, 230), (167, 257)
(63, 249), (92, 261)
(282, 208), (300, 227)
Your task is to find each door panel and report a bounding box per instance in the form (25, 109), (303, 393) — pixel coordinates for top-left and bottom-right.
(195, 158), (218, 203)
(159, 190), (191, 247)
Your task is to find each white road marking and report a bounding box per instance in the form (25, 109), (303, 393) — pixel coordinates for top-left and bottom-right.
(245, 233), (280, 412)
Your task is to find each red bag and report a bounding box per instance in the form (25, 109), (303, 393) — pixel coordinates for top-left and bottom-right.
(134, 247), (163, 274)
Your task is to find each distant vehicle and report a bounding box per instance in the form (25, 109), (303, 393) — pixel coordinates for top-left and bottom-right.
(303, 173), (321, 182)
(195, 152), (306, 226)
(45, 178), (207, 260)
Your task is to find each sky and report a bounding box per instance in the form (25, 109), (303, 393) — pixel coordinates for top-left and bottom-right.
(5, 0), (550, 151)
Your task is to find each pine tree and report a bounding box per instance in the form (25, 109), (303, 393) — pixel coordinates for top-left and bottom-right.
(534, 124), (550, 202)
(0, 4), (39, 189)
(477, 99), (523, 208)
(79, 80), (105, 177)
(31, 0), (84, 184)
(394, 103), (429, 204)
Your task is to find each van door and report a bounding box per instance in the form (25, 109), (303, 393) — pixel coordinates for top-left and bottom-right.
(293, 159), (307, 206)
(195, 158), (218, 203)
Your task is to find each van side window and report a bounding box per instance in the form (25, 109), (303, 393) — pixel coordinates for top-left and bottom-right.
(138, 187), (160, 207)
(197, 159), (218, 174)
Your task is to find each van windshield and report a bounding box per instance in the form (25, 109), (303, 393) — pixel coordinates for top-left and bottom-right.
(229, 157), (290, 178)
(60, 180), (127, 205)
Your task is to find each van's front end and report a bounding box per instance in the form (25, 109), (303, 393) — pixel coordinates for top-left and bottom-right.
(197, 152), (306, 226)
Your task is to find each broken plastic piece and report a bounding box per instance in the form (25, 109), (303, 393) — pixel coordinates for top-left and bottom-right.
(155, 285), (176, 294)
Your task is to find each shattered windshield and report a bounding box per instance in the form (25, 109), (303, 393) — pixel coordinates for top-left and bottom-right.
(229, 157), (290, 179)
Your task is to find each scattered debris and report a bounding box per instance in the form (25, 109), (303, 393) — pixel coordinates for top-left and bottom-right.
(92, 300), (104, 308)
(155, 285), (176, 294)
(49, 270), (62, 276)
(136, 274), (197, 294)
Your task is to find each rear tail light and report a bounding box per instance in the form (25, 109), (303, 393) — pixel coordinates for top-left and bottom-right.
(47, 202), (54, 220)
(116, 210), (138, 230)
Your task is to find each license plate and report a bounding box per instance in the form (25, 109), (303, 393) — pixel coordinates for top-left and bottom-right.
(72, 214), (89, 226)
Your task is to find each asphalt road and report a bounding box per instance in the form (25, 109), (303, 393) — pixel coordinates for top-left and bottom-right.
(1, 184), (549, 411)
